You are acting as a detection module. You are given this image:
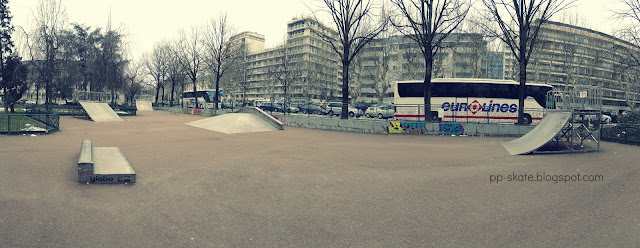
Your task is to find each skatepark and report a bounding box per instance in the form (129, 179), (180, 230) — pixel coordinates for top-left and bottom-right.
(1, 109), (639, 247)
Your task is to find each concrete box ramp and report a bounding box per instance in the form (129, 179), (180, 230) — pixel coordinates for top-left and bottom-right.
(136, 100), (153, 111)
(79, 102), (124, 122)
(186, 113), (279, 134)
(502, 111), (572, 155)
(77, 140), (136, 184)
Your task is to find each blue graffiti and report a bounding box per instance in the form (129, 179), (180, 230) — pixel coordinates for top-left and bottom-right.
(439, 124), (464, 135)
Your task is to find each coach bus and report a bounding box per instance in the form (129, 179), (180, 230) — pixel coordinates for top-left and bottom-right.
(394, 78), (553, 124)
(182, 89), (223, 109)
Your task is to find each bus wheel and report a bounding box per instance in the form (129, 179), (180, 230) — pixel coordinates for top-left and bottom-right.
(523, 114), (532, 125)
(349, 112), (355, 117)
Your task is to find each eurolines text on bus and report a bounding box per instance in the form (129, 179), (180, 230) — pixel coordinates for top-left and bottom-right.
(441, 100), (518, 114)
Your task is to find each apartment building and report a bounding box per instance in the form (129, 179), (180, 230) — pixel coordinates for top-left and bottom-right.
(516, 21), (640, 110)
(355, 33), (488, 103)
(231, 17), (341, 102)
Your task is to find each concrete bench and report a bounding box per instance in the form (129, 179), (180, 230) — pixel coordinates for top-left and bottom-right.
(77, 140), (136, 184)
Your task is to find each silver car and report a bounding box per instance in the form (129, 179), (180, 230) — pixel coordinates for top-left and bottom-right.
(326, 102), (360, 117)
(366, 104), (394, 119)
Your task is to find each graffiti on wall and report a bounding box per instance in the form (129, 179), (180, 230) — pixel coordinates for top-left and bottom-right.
(439, 123), (464, 135)
(388, 121), (464, 135)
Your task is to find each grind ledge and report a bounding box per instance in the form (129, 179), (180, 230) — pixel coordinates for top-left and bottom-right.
(78, 140), (136, 184)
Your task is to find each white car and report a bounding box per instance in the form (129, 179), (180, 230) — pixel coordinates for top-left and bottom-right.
(574, 113), (612, 124)
(326, 102), (360, 117)
(366, 104), (394, 119)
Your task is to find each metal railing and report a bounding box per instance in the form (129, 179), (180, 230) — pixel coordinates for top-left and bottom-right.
(546, 85), (602, 111)
(72, 91), (112, 102)
(26, 104), (85, 116)
(0, 113), (60, 134)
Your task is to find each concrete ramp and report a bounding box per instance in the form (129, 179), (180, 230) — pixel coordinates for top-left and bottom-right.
(502, 111), (572, 155)
(136, 100), (153, 111)
(186, 113), (279, 134)
(79, 102), (123, 122)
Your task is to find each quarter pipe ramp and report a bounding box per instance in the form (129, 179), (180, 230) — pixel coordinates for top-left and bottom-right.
(502, 111), (572, 155)
(136, 100), (153, 111)
(79, 102), (124, 122)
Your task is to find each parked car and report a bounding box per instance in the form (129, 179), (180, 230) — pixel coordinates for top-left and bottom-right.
(256, 101), (281, 112)
(574, 113), (612, 124)
(276, 103), (299, 113)
(366, 104), (394, 119)
(325, 102), (361, 117)
(602, 111), (619, 123)
(298, 104), (327, 115)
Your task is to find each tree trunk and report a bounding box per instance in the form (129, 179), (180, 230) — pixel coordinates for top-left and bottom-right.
(170, 82), (176, 107)
(341, 59), (350, 119)
(3, 88), (7, 113)
(215, 74), (220, 110)
(193, 80), (198, 108)
(155, 78), (161, 103)
(423, 52), (433, 122)
(518, 59), (527, 125)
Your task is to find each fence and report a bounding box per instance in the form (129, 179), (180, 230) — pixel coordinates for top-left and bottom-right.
(546, 85), (602, 111)
(26, 104), (85, 116)
(602, 124), (640, 145)
(72, 91), (113, 102)
(0, 113), (60, 135)
(25, 103), (136, 117)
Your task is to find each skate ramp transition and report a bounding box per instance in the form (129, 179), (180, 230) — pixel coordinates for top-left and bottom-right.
(135, 100), (153, 111)
(186, 113), (280, 134)
(79, 102), (124, 122)
(78, 140), (136, 184)
(502, 111), (572, 155)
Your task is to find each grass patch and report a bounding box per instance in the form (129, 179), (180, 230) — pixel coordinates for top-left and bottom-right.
(0, 115), (48, 133)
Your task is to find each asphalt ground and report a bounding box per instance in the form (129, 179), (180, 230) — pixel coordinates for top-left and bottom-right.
(0, 111), (638, 247)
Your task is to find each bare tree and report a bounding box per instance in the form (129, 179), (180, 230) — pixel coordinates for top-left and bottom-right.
(203, 13), (238, 110)
(165, 44), (186, 107)
(368, 35), (401, 104)
(390, 0), (471, 121)
(349, 52), (364, 104)
(225, 41), (250, 106)
(269, 39), (300, 113)
(31, 0), (66, 105)
(123, 62), (144, 105)
(171, 27), (204, 108)
(481, 0), (573, 124)
(315, 0), (388, 119)
(615, 0), (640, 108)
(143, 42), (169, 103)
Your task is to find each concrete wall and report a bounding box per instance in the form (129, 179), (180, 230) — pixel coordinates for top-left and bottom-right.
(276, 114), (535, 136)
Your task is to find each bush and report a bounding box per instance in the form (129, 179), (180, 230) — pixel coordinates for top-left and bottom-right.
(618, 110), (640, 124)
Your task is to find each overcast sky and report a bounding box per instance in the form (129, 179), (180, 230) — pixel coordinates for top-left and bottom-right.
(9, 0), (631, 61)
